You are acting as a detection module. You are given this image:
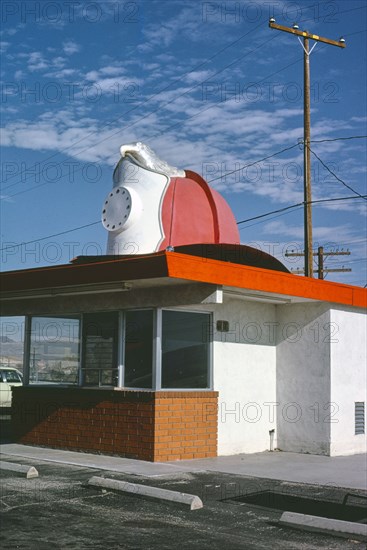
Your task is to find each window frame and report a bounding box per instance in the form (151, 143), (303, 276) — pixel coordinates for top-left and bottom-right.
(0, 315), (26, 380)
(81, 311), (120, 388)
(122, 307), (155, 391)
(22, 308), (213, 391)
(24, 314), (81, 386)
(160, 307), (213, 391)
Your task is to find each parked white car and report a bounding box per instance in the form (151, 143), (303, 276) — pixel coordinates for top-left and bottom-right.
(0, 367), (23, 407)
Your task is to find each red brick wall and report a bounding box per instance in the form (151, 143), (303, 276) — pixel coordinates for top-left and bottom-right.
(12, 387), (218, 462)
(154, 393), (218, 461)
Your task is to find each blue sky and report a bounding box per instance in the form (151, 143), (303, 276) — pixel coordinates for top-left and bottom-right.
(1, 0), (366, 285)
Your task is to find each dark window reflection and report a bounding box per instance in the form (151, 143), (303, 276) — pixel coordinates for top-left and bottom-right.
(82, 312), (118, 386)
(124, 310), (153, 388)
(162, 311), (210, 389)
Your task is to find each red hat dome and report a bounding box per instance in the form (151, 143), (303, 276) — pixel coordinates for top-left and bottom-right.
(159, 170), (240, 250)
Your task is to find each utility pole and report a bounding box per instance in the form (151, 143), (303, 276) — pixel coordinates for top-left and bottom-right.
(317, 246), (324, 280)
(285, 247), (351, 279)
(302, 34), (313, 278)
(269, 19), (345, 277)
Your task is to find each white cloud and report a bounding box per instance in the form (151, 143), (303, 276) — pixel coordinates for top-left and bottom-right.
(99, 65), (126, 76)
(351, 116), (367, 124)
(0, 26), (20, 37)
(0, 41), (10, 53)
(0, 194), (13, 202)
(85, 70), (100, 81)
(52, 56), (67, 68)
(155, 53), (175, 62)
(27, 51), (48, 71)
(85, 65), (127, 81)
(62, 41), (80, 55)
(44, 68), (78, 79)
(14, 70), (24, 80)
(185, 70), (213, 84)
(262, 220), (358, 245)
(142, 7), (206, 50)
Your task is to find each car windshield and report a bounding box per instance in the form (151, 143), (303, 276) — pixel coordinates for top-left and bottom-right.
(2, 370), (22, 383)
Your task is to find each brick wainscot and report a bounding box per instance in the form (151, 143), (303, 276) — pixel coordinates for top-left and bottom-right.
(12, 387), (218, 462)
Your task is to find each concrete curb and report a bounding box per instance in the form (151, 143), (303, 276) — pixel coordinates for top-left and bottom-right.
(87, 476), (203, 510)
(279, 511), (367, 541)
(0, 460), (39, 479)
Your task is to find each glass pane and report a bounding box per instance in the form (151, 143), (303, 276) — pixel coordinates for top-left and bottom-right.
(124, 310), (153, 389)
(0, 316), (25, 375)
(82, 312), (118, 386)
(29, 317), (80, 384)
(162, 311), (210, 389)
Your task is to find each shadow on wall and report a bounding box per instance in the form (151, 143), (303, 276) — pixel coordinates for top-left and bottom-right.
(10, 386), (219, 462)
(0, 410), (13, 443)
(11, 387), (156, 460)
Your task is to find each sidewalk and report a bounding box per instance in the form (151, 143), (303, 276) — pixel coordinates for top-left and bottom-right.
(1, 443), (366, 490)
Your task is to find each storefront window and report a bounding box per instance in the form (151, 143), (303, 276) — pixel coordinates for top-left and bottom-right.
(23, 309), (211, 390)
(29, 316), (80, 384)
(82, 312), (118, 386)
(161, 311), (210, 389)
(124, 310), (153, 389)
(0, 316), (25, 374)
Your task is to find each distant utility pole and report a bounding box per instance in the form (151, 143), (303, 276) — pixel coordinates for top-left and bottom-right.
(285, 247), (351, 279)
(269, 19), (346, 278)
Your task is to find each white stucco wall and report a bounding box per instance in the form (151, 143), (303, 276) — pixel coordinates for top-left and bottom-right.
(9, 277), (364, 458)
(276, 304), (332, 455)
(213, 299), (277, 455)
(329, 308), (367, 456)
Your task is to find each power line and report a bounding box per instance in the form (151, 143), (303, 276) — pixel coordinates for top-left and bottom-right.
(238, 204), (303, 225)
(331, 258), (367, 265)
(310, 135), (367, 143)
(312, 195), (367, 205)
(207, 143), (300, 183)
(1, 21), (270, 193)
(335, 238), (367, 246)
(308, 146), (367, 200)
(344, 28), (367, 37)
(237, 195), (367, 225)
(239, 206), (304, 230)
(9, 27), (361, 198)
(102, 34), (283, 141)
(269, 18), (348, 278)
(84, 32), (282, 160)
(302, 4), (367, 23)
(4, 0), (339, 191)
(206, 135), (367, 185)
(4, 135), (299, 202)
(0, 221), (101, 253)
(1, 194), (365, 254)
(4, 47), (304, 200)
(2, 14), (366, 196)
(150, 55), (303, 139)
(286, 246), (353, 279)
(181, 135), (366, 186)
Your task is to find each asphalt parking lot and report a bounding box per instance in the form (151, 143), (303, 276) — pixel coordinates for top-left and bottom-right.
(1, 458), (367, 549)
(1, 416), (366, 549)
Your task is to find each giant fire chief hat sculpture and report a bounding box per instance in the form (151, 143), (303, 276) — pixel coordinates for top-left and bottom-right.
(101, 142), (240, 256)
(100, 142), (288, 273)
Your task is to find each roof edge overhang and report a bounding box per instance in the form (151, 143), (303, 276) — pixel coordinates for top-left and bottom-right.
(0, 251), (366, 309)
(0, 252), (169, 294)
(164, 252), (366, 309)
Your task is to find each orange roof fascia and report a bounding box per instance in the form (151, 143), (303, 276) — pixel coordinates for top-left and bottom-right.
(165, 252), (367, 309)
